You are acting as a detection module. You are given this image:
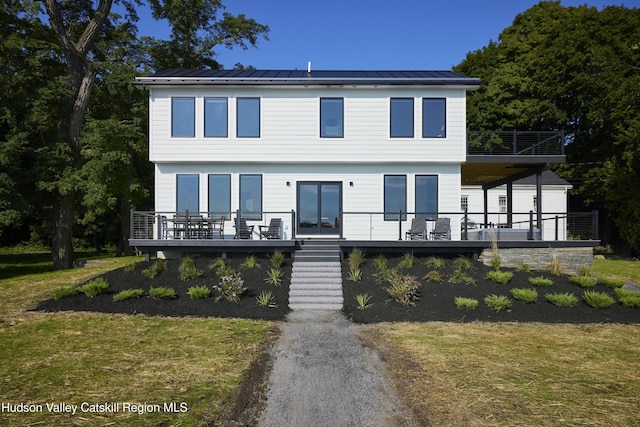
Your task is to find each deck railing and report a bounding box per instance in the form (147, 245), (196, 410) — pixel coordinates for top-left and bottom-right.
(467, 131), (564, 156)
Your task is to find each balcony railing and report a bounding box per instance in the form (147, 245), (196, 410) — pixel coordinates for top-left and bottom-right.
(467, 131), (565, 156)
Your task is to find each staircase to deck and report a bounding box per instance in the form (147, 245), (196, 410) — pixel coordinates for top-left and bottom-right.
(289, 240), (343, 310)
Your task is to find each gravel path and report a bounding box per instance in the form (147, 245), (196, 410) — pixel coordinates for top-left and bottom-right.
(257, 310), (417, 427)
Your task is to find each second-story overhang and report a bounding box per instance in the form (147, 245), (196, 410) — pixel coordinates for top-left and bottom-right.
(462, 154), (566, 187)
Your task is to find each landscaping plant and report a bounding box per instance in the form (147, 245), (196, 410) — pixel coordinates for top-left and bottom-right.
(452, 256), (472, 271)
(355, 293), (373, 310)
(186, 285), (212, 299)
(425, 256), (446, 269)
(485, 270), (513, 284)
(397, 252), (415, 269)
(179, 256), (204, 281)
(216, 273), (246, 303)
(348, 248), (365, 271)
(241, 254), (261, 269)
(549, 253), (563, 276)
(569, 275), (599, 288)
(545, 292), (578, 308)
(142, 259), (166, 279)
(511, 288), (538, 304)
(528, 276), (553, 287)
(269, 250), (285, 268)
(423, 270), (443, 283)
(347, 268), (362, 282)
(149, 286), (177, 299)
(582, 290), (615, 309)
(256, 291), (277, 307)
(448, 270), (476, 285)
(598, 277), (625, 289)
(484, 294), (512, 312)
(373, 254), (388, 272)
(79, 277), (109, 297)
(52, 286), (80, 300)
(454, 297), (479, 310)
(264, 268), (283, 286)
(385, 271), (421, 306)
(614, 288), (640, 308)
(113, 288), (145, 302)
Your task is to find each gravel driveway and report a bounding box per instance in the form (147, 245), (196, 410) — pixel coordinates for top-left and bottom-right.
(257, 310), (418, 427)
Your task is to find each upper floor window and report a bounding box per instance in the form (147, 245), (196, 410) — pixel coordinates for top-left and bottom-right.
(390, 98), (414, 138)
(172, 97), (195, 137)
(422, 98), (446, 138)
(204, 97), (228, 137)
(320, 98), (344, 138)
(237, 98), (260, 137)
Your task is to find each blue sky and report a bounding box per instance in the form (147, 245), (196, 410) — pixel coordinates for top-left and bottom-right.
(136, 0), (636, 70)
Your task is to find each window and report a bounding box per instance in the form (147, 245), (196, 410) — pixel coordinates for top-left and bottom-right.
(416, 175), (438, 220)
(237, 98), (260, 137)
(320, 98), (344, 137)
(177, 174), (199, 213)
(208, 175), (231, 219)
(239, 174), (262, 220)
(499, 195), (507, 213)
(461, 195), (469, 212)
(172, 97), (195, 137)
(204, 98), (228, 137)
(390, 98), (414, 138)
(384, 175), (406, 221)
(422, 98), (446, 138)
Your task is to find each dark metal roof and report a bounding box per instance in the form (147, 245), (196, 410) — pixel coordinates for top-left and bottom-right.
(514, 170), (572, 186)
(135, 69), (481, 87)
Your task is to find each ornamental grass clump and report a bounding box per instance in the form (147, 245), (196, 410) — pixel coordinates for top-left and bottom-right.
(348, 248), (365, 271)
(397, 252), (414, 270)
(256, 291), (277, 308)
(264, 268), (283, 286)
(529, 276), (554, 287)
(373, 254), (388, 272)
(423, 270), (443, 283)
(355, 293), (373, 310)
(485, 270), (513, 284)
(545, 292), (578, 308)
(179, 256), (204, 281)
(569, 275), (599, 288)
(209, 258), (235, 277)
(347, 268), (362, 282)
(113, 288), (145, 302)
(186, 285), (212, 299)
(448, 269), (476, 285)
(511, 288), (538, 304)
(599, 277), (625, 289)
(241, 254), (261, 270)
(583, 290), (615, 309)
(79, 277), (109, 297)
(216, 273), (246, 303)
(269, 250), (285, 269)
(614, 288), (640, 308)
(453, 256), (472, 271)
(484, 294), (512, 312)
(455, 297), (479, 310)
(149, 286), (177, 300)
(52, 286), (80, 300)
(385, 270), (421, 306)
(425, 256), (446, 269)
(141, 259), (166, 279)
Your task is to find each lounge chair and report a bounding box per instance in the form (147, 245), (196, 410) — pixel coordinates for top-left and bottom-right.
(234, 217), (254, 239)
(259, 218), (283, 240)
(430, 218), (451, 240)
(405, 218), (427, 240)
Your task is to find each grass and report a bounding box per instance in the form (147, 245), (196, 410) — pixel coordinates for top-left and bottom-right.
(0, 251), (277, 426)
(374, 323), (640, 427)
(593, 258), (640, 283)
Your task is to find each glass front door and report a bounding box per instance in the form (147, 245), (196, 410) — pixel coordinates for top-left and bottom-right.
(297, 182), (342, 234)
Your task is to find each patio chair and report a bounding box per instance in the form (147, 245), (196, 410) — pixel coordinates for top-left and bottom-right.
(259, 218), (283, 240)
(405, 218), (427, 240)
(206, 216), (225, 239)
(234, 217), (254, 239)
(430, 218), (451, 240)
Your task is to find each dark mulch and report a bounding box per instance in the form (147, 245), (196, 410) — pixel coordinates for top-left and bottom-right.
(34, 253), (639, 324)
(342, 255), (640, 324)
(34, 254), (291, 321)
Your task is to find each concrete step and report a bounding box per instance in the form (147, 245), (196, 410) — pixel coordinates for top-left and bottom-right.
(295, 256), (341, 263)
(293, 263), (341, 270)
(289, 289), (343, 297)
(291, 271), (342, 278)
(288, 303), (343, 311)
(290, 282), (342, 290)
(289, 295), (344, 305)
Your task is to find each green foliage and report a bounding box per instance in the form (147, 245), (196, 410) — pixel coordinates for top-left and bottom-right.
(483, 294), (512, 312)
(452, 256), (472, 271)
(216, 273), (246, 303)
(598, 277), (625, 289)
(256, 291), (277, 308)
(124, 262), (137, 273)
(583, 290), (615, 309)
(485, 270), (513, 284)
(355, 294), (373, 310)
(577, 265), (594, 277)
(179, 256), (204, 281)
(264, 268), (283, 287)
(269, 250), (285, 269)
(569, 275), (599, 288)
(347, 268), (362, 282)
(79, 278), (109, 297)
(385, 271), (421, 306)
(113, 288), (145, 302)
(545, 292), (578, 308)
(511, 288), (538, 304)
(53, 286), (81, 300)
(455, 297), (479, 310)
(528, 276), (554, 287)
(397, 253), (414, 270)
(209, 258), (235, 277)
(240, 254), (261, 270)
(149, 286), (177, 300)
(425, 256), (446, 269)
(142, 259), (166, 279)
(549, 255), (564, 276)
(516, 262), (531, 273)
(373, 255), (388, 272)
(186, 285), (212, 299)
(448, 270), (476, 285)
(490, 255), (502, 271)
(614, 288), (640, 309)
(423, 270), (443, 283)
(348, 248), (365, 271)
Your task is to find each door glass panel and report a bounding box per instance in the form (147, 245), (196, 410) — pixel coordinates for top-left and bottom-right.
(299, 184), (319, 229)
(321, 184), (340, 230)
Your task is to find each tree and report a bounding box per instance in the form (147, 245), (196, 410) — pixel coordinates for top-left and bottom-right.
(455, 1), (640, 250)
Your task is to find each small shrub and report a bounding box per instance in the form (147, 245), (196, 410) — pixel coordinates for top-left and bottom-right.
(79, 278), (109, 297)
(264, 268), (283, 286)
(241, 254), (261, 270)
(529, 276), (553, 287)
(448, 270), (476, 285)
(577, 264), (594, 277)
(516, 262), (531, 273)
(209, 257), (226, 271)
(209, 258), (235, 277)
(374, 267), (396, 284)
(53, 286), (80, 300)
(269, 250), (285, 269)
(455, 297), (479, 310)
(423, 270), (443, 283)
(124, 262), (137, 272)
(113, 288), (145, 302)
(186, 285), (212, 299)
(355, 294), (373, 310)
(141, 259), (166, 279)
(179, 256), (204, 281)
(453, 256), (472, 271)
(397, 253), (414, 270)
(385, 271), (421, 306)
(485, 270), (513, 284)
(256, 291), (277, 308)
(614, 288), (640, 308)
(490, 255), (502, 271)
(216, 273), (246, 303)
(511, 288), (538, 304)
(425, 256), (445, 269)
(347, 268), (362, 282)
(149, 286), (177, 299)
(569, 275), (598, 288)
(484, 294), (512, 312)
(348, 248), (365, 271)
(599, 277), (625, 289)
(583, 290), (615, 309)
(373, 255), (388, 272)
(545, 292), (578, 308)
(549, 254), (563, 276)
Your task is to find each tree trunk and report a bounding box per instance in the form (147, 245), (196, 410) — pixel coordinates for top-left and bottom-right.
(117, 198), (133, 256)
(52, 192), (75, 270)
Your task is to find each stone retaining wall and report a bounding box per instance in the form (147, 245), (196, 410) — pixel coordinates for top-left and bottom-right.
(480, 247), (593, 275)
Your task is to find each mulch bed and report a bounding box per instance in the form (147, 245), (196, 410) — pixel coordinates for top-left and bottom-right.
(34, 253), (639, 324)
